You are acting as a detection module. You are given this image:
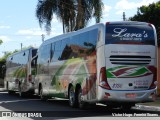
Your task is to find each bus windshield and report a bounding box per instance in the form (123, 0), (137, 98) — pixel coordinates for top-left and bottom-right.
(105, 24), (155, 45)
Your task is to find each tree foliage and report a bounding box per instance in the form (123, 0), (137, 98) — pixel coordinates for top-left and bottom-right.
(0, 39), (3, 45)
(36, 0), (103, 33)
(129, 1), (160, 46)
(0, 50), (18, 63)
(0, 52), (12, 79)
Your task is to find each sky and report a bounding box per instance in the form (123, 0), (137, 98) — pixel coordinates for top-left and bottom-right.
(0, 0), (159, 57)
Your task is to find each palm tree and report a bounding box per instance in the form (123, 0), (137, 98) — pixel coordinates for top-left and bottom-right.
(36, 0), (103, 33)
(57, 0), (75, 33)
(74, 0), (103, 30)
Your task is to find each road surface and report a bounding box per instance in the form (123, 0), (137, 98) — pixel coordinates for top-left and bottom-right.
(0, 91), (159, 120)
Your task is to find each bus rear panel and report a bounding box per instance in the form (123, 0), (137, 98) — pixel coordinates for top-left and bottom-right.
(98, 22), (157, 105)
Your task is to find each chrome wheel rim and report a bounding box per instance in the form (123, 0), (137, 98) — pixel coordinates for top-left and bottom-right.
(69, 88), (75, 106)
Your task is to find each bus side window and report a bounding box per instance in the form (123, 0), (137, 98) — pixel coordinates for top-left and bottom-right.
(71, 35), (79, 58)
(53, 41), (62, 62)
(40, 44), (51, 63)
(61, 38), (72, 60)
(87, 29), (98, 55)
(51, 43), (55, 62)
(89, 29), (98, 47)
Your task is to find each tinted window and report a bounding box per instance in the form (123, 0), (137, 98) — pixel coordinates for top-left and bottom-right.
(106, 24), (155, 45)
(70, 36), (78, 46)
(53, 41), (62, 62)
(50, 43), (55, 61)
(79, 32), (89, 48)
(40, 44), (51, 63)
(53, 51), (62, 61)
(60, 38), (72, 60)
(54, 41), (61, 51)
(51, 29), (98, 61)
(61, 38), (69, 52)
(8, 50), (30, 68)
(72, 35), (79, 45)
(68, 29), (98, 59)
(89, 29), (98, 46)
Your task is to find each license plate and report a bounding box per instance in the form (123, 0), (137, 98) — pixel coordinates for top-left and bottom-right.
(125, 93), (137, 99)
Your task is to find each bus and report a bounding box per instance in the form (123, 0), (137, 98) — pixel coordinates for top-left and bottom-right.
(34, 21), (157, 109)
(5, 47), (37, 97)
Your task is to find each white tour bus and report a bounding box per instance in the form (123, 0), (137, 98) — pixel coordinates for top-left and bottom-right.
(35, 21), (157, 109)
(5, 47), (37, 97)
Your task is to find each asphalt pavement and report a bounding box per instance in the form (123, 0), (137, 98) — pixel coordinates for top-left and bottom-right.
(0, 87), (160, 112)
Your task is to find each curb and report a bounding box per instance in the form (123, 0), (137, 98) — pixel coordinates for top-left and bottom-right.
(0, 88), (6, 92)
(135, 104), (160, 111)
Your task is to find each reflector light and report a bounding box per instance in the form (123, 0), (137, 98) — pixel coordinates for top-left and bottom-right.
(99, 67), (111, 90)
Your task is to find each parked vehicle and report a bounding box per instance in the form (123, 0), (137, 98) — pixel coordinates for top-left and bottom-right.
(34, 21), (157, 109)
(5, 47), (37, 97)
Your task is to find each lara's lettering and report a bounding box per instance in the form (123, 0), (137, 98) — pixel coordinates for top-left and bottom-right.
(112, 28), (148, 40)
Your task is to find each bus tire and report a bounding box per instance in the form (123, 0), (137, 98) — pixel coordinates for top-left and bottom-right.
(18, 85), (26, 97)
(77, 87), (87, 109)
(69, 86), (77, 107)
(39, 86), (48, 101)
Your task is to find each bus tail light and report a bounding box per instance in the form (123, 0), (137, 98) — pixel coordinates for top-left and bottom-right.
(28, 75), (32, 82)
(99, 67), (111, 90)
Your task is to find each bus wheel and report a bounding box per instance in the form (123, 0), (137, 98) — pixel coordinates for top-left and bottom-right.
(77, 88), (86, 109)
(39, 86), (47, 101)
(69, 86), (76, 107)
(18, 85), (25, 97)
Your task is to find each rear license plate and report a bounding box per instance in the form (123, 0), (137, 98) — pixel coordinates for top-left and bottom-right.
(125, 93), (137, 99)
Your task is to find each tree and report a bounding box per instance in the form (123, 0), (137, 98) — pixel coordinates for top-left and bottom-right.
(36, 0), (103, 33)
(0, 52), (12, 80)
(129, 1), (160, 46)
(0, 39), (3, 45)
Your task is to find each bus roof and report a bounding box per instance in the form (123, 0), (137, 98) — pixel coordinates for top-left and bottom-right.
(41, 21), (152, 46)
(106, 21), (151, 25)
(41, 23), (105, 46)
(7, 47), (37, 58)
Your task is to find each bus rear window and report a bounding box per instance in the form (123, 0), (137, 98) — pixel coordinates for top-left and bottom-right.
(105, 24), (155, 45)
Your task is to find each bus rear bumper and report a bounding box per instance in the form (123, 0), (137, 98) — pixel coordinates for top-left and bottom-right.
(21, 82), (35, 94)
(97, 86), (157, 103)
(7, 81), (18, 91)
